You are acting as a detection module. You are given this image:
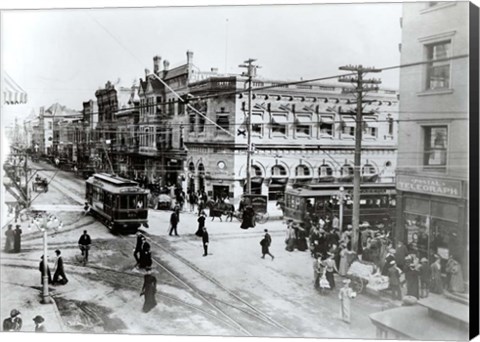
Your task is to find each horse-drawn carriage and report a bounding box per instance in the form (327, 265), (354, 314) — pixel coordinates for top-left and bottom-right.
(206, 194), (270, 224)
(32, 176), (48, 192)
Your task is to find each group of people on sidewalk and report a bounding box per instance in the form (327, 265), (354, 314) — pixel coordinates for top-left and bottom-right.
(4, 224), (22, 253)
(3, 309), (46, 332)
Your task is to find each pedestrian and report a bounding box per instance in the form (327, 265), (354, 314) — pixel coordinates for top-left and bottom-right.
(133, 232), (144, 266)
(260, 229), (274, 260)
(332, 215), (339, 231)
(240, 205), (255, 229)
(139, 237), (152, 269)
(418, 257), (431, 298)
(140, 267), (157, 313)
(189, 191), (198, 213)
(404, 261), (420, 299)
(338, 243), (352, 276)
(78, 230), (92, 262)
(33, 315), (46, 332)
(39, 255), (53, 285)
(296, 226), (308, 252)
(313, 256), (325, 291)
(52, 249), (68, 285)
(169, 210), (179, 236)
(338, 279), (356, 324)
(195, 212), (206, 237)
(324, 252), (339, 290)
(388, 260), (402, 300)
(446, 255), (465, 293)
(430, 254), (443, 294)
(83, 202), (90, 216)
(285, 222), (296, 252)
(13, 224), (22, 253)
(3, 309), (22, 331)
(174, 204), (181, 222)
(202, 227), (209, 256)
(4, 224), (14, 253)
(382, 248), (396, 276)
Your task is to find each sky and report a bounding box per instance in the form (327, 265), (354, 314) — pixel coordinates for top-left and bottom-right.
(1, 1), (402, 125)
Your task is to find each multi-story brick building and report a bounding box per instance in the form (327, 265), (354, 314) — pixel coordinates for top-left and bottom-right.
(396, 1), (470, 280)
(184, 75), (399, 202)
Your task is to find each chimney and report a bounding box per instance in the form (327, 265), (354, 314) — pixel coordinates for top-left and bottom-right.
(163, 60), (170, 71)
(153, 55), (162, 74)
(211, 67), (219, 73)
(186, 50), (193, 64)
(145, 68), (150, 78)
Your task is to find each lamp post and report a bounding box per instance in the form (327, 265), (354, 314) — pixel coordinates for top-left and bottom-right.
(28, 211), (63, 304)
(331, 186), (351, 233)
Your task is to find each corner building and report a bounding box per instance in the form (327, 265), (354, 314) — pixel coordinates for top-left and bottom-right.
(396, 2), (469, 282)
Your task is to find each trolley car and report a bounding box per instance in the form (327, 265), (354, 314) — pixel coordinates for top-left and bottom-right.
(85, 173), (149, 233)
(283, 183), (396, 229)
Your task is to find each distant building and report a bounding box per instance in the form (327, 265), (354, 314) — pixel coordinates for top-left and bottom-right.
(396, 2), (469, 279)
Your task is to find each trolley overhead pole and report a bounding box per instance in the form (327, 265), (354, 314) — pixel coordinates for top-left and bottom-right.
(239, 59), (260, 195)
(338, 65), (381, 253)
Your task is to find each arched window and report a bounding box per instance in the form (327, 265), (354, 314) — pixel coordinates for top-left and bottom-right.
(341, 164), (354, 176)
(271, 165), (287, 177)
(251, 165), (263, 177)
(362, 164), (376, 175)
(295, 165), (310, 177)
(319, 164), (333, 177)
(188, 162), (195, 173)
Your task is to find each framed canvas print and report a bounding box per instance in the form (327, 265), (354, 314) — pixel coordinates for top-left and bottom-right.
(1, 1), (478, 341)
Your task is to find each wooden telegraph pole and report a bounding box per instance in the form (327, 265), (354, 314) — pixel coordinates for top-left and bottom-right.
(338, 65), (381, 253)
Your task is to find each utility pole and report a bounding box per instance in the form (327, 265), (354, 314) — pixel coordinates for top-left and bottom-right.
(239, 59), (260, 195)
(338, 65), (381, 253)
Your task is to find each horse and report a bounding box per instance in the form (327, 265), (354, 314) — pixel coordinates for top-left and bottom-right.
(205, 199), (235, 222)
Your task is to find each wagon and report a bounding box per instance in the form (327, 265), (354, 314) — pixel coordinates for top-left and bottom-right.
(345, 259), (378, 294)
(32, 178), (49, 193)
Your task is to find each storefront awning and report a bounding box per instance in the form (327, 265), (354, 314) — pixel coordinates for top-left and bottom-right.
(3, 73), (28, 105)
(341, 116), (356, 127)
(364, 119), (379, 127)
(320, 116), (335, 124)
(271, 115), (289, 124)
(295, 115), (312, 124)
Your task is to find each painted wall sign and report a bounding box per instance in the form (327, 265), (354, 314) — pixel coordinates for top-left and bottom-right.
(396, 175), (462, 199)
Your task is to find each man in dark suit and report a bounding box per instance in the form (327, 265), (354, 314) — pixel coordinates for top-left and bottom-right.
(78, 230), (92, 262)
(169, 211), (179, 236)
(39, 255), (52, 285)
(53, 249), (68, 285)
(202, 227), (209, 256)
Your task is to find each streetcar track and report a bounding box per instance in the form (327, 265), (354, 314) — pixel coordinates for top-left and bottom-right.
(147, 234), (295, 336)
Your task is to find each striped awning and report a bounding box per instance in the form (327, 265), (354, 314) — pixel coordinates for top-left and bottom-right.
(3, 73), (28, 105)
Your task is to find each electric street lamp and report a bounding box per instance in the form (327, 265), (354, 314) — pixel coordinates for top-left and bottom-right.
(330, 186), (351, 233)
(27, 211), (63, 304)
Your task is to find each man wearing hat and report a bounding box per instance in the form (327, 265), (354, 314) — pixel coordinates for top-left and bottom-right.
(33, 315), (46, 332)
(382, 248), (396, 276)
(53, 249), (68, 285)
(260, 229), (274, 260)
(39, 255), (53, 285)
(404, 259), (420, 299)
(133, 232), (144, 266)
(3, 309), (22, 331)
(13, 224), (22, 253)
(418, 257), (431, 298)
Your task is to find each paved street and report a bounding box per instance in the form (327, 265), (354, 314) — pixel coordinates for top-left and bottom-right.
(1, 162), (397, 337)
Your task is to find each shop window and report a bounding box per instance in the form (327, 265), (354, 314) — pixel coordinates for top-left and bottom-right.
(341, 164), (354, 176)
(424, 126), (447, 168)
(426, 41), (451, 90)
(319, 164), (333, 176)
(295, 165), (310, 177)
(405, 197), (430, 215)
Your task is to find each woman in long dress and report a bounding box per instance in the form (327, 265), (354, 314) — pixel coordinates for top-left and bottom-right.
(339, 279), (356, 323)
(4, 225), (15, 253)
(296, 227), (308, 251)
(195, 213), (206, 237)
(446, 257), (465, 293)
(338, 244), (349, 276)
(285, 224), (296, 252)
(324, 253), (339, 290)
(140, 268), (157, 313)
(430, 255), (443, 294)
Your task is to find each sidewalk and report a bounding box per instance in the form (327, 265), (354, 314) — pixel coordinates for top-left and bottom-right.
(1, 253), (65, 333)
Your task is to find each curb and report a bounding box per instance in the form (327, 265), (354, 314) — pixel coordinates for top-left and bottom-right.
(49, 296), (66, 332)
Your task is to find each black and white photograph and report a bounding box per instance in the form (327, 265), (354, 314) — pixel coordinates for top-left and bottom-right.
(1, 0), (478, 341)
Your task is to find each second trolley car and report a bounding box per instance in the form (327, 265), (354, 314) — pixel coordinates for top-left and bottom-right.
(283, 183), (396, 229)
(86, 173), (149, 233)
